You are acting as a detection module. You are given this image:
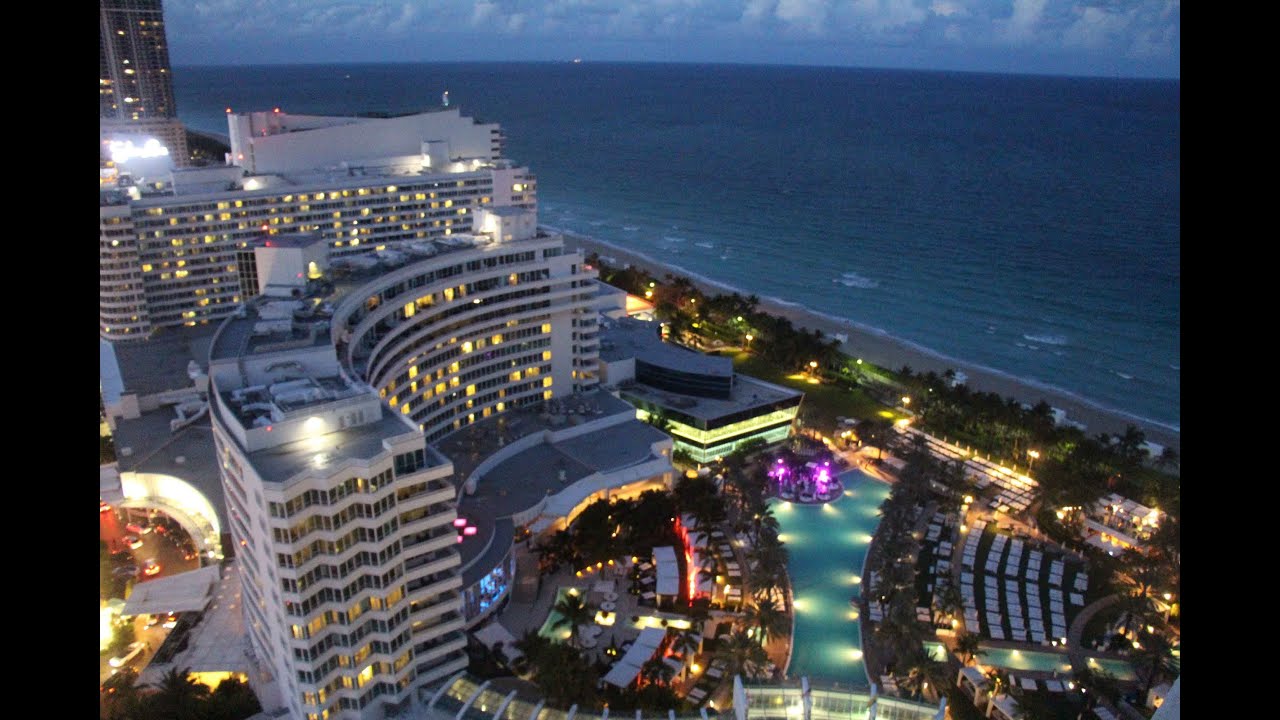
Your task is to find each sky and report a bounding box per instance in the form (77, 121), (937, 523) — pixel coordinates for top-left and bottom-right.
(163, 0), (1179, 79)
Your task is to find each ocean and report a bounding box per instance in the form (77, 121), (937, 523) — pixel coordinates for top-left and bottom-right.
(172, 62), (1180, 434)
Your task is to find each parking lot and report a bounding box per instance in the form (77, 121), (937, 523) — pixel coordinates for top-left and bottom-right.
(100, 504), (204, 685)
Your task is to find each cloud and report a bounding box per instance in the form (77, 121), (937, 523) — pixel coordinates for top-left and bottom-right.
(930, 0), (968, 18)
(1001, 0), (1048, 44)
(163, 0), (1179, 77)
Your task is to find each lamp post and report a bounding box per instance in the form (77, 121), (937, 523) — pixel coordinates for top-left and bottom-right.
(1027, 449), (1040, 471)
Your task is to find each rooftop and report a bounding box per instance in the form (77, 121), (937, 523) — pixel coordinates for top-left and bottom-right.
(245, 406), (427, 486)
(135, 561), (286, 710)
(210, 229), (567, 365)
(109, 325), (219, 397)
(620, 372), (802, 423)
(436, 390), (668, 572)
(599, 317), (732, 377)
(112, 413), (228, 535)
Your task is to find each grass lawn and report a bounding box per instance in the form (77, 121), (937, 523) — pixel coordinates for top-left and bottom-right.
(718, 351), (903, 431)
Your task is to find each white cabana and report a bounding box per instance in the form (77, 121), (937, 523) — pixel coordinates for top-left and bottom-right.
(603, 627), (667, 688)
(654, 546), (681, 597)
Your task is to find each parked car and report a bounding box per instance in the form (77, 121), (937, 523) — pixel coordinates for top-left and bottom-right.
(142, 559), (161, 576)
(109, 641), (147, 669)
(112, 564), (139, 579)
(123, 535), (143, 550)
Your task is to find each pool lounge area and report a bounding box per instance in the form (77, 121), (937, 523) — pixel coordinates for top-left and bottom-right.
(978, 646), (1138, 682)
(775, 471), (890, 690)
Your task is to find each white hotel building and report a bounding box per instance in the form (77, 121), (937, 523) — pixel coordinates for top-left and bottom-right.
(101, 107), (535, 341)
(207, 200), (600, 718)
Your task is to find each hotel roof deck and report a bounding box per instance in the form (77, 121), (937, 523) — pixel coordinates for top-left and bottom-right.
(434, 390), (669, 573)
(620, 373), (802, 423)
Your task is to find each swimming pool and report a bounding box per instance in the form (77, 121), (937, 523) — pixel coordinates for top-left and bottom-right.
(980, 646), (1137, 682)
(538, 587), (577, 642)
(774, 471), (889, 690)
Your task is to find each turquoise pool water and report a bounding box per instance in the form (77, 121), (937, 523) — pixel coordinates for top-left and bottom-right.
(538, 587), (576, 642)
(980, 646), (1138, 682)
(774, 471), (889, 690)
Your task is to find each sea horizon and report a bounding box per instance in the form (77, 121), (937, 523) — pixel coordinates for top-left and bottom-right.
(172, 62), (1179, 433)
(174, 59), (1180, 83)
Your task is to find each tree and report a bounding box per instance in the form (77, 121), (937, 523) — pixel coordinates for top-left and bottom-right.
(101, 668), (146, 720)
(639, 656), (675, 687)
(1132, 629), (1177, 702)
(207, 676), (262, 720)
(551, 592), (597, 648)
(743, 595), (788, 647)
(148, 666), (210, 720)
(714, 630), (770, 681)
(954, 632), (984, 666)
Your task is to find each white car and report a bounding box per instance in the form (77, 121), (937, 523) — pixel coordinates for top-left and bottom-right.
(108, 641), (147, 668)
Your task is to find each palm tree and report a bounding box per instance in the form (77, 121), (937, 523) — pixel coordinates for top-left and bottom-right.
(101, 667), (146, 720)
(715, 630), (771, 681)
(208, 676), (262, 720)
(743, 595), (788, 648)
(984, 667), (1011, 698)
(749, 507), (780, 547)
(933, 579), (965, 622)
(898, 656), (947, 703)
(1132, 629), (1177, 702)
(669, 630), (701, 680)
(639, 655), (676, 687)
(954, 632), (984, 666)
(148, 666), (210, 720)
(551, 591), (597, 647)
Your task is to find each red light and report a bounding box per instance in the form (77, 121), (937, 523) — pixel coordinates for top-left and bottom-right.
(265, 241), (272, 247)
(297, 273), (303, 278)
(265, 426), (273, 432)
(464, 526), (477, 536)
(456, 535), (464, 543)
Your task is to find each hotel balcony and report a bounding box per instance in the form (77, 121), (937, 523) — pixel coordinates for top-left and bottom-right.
(409, 591), (461, 623)
(412, 630), (467, 666)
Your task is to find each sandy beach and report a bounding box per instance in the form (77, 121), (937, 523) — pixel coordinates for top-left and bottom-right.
(559, 230), (1180, 453)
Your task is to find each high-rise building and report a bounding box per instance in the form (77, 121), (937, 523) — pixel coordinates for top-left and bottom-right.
(207, 211), (599, 718)
(100, 0), (189, 165)
(99, 108), (535, 341)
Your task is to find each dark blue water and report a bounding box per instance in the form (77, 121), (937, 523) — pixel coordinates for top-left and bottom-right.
(173, 63), (1180, 432)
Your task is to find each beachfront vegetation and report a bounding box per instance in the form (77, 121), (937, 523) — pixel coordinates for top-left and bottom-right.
(99, 667), (261, 720)
(585, 256), (1180, 713)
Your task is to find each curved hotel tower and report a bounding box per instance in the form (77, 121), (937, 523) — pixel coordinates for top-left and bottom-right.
(207, 208), (601, 718)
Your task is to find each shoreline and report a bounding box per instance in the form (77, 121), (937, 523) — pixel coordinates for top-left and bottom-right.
(558, 229), (1180, 453)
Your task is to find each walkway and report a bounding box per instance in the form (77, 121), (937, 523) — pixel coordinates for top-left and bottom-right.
(1066, 593), (1119, 670)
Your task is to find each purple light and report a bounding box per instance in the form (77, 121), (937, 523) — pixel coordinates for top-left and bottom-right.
(463, 526), (477, 536)
(456, 535), (465, 543)
(453, 518), (467, 528)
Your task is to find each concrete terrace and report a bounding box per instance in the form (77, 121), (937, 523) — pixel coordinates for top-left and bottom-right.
(435, 389), (668, 574)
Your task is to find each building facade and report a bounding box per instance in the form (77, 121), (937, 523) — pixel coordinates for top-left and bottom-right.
(100, 0), (189, 165)
(100, 109), (537, 342)
(206, 208), (599, 718)
(599, 317), (802, 463)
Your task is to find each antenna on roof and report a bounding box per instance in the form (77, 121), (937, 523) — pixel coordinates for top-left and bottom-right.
(442, 90), (450, 107)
